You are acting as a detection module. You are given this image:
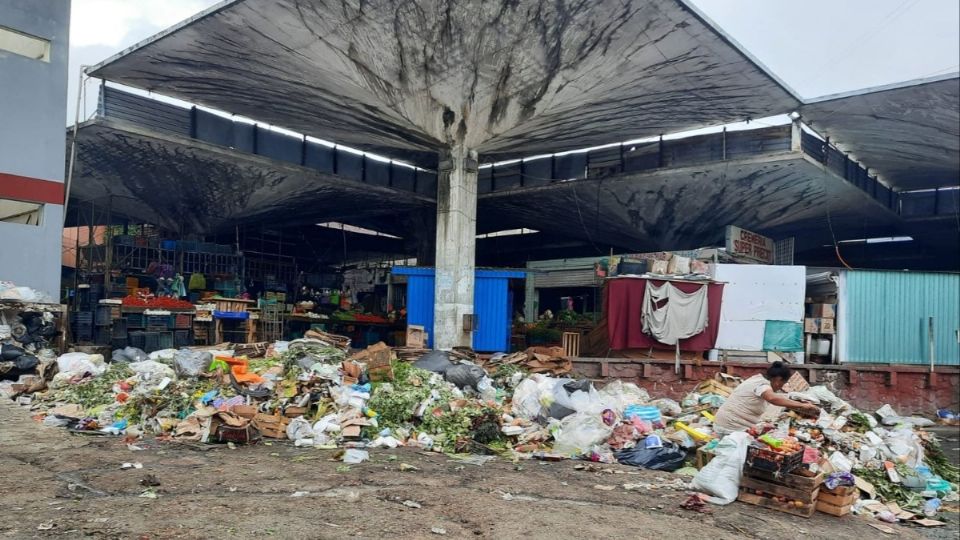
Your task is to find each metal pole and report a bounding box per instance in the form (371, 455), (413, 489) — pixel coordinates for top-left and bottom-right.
(928, 316), (935, 373)
(63, 67), (89, 226)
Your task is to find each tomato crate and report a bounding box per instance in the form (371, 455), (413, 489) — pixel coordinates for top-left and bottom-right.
(174, 313), (193, 329)
(746, 444), (804, 474)
(738, 489), (817, 518)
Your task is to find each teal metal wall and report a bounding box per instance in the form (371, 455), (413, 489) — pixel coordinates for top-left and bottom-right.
(845, 271), (960, 365)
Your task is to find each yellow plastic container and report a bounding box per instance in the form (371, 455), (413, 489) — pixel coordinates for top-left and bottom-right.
(674, 421), (713, 441)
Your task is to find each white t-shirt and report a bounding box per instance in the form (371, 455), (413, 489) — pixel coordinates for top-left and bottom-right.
(714, 374), (773, 432)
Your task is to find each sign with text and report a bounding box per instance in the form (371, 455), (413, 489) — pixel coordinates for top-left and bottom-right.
(725, 225), (774, 263)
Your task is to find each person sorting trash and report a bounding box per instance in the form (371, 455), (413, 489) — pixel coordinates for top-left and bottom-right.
(713, 362), (820, 435)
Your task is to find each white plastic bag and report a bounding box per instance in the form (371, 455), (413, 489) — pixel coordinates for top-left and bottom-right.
(342, 449), (369, 463)
(598, 380), (650, 413)
(690, 432), (751, 505)
(312, 414), (340, 434)
(148, 349), (177, 364)
(286, 416), (315, 441)
(56, 352), (106, 376)
(551, 412), (613, 457)
(828, 450), (853, 472)
(128, 360), (176, 380)
(553, 380), (613, 416)
(512, 375), (558, 420)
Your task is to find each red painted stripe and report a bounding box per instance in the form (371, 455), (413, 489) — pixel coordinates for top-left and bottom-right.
(0, 172), (65, 205)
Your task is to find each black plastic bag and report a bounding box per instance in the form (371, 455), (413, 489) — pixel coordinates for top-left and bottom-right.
(615, 440), (687, 471)
(413, 350), (453, 374)
(1, 344), (25, 361)
(444, 363), (486, 390)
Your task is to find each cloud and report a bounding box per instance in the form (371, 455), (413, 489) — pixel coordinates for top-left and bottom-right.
(70, 0), (219, 48)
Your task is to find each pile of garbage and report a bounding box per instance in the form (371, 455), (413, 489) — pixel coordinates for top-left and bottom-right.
(4, 335), (956, 525)
(4, 333), (729, 464)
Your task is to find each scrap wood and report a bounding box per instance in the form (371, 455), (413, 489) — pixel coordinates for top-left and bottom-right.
(233, 342), (270, 358)
(304, 329), (351, 350)
(483, 347), (572, 376)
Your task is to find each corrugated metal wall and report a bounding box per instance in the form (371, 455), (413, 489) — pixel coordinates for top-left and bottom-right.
(845, 271), (960, 365)
(473, 276), (509, 352)
(392, 267), (524, 352)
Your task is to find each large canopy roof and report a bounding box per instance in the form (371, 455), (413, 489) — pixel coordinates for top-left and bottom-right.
(800, 74), (960, 191)
(477, 153), (900, 252)
(67, 118), (432, 234)
(89, 0), (799, 166)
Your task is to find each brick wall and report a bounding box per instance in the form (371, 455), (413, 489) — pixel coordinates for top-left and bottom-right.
(572, 358), (960, 416)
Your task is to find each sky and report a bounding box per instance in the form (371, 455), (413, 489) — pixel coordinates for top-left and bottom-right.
(67, 0), (960, 124)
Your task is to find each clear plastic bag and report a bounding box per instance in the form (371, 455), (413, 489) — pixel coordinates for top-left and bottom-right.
(551, 412), (613, 457)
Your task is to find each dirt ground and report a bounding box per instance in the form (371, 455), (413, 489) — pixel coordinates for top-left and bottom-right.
(1, 401), (956, 540)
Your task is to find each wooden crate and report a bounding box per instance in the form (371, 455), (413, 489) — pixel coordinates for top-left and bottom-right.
(695, 447), (716, 470)
(818, 489), (858, 507)
(737, 490), (817, 518)
(816, 499), (853, 517)
(745, 467), (823, 491)
(562, 332), (581, 357)
(740, 475), (820, 504)
(252, 412), (290, 439)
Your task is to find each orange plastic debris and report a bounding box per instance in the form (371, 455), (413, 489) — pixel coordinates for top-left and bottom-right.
(216, 356), (265, 384)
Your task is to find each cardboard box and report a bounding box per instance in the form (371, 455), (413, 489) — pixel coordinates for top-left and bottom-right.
(808, 303), (836, 318)
(667, 255), (691, 274)
(406, 325), (426, 348)
(804, 318), (820, 333)
(819, 318), (835, 334)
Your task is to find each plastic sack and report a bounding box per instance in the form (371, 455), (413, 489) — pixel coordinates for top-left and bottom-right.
(552, 412), (614, 457)
(286, 416), (315, 441)
(690, 431), (751, 504)
(444, 362), (486, 390)
(413, 350), (453, 374)
(174, 350), (213, 377)
(56, 352), (106, 376)
(650, 398), (682, 417)
(615, 440), (686, 471)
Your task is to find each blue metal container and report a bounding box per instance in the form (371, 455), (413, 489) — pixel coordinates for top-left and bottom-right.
(392, 267), (525, 352)
(844, 270), (960, 365)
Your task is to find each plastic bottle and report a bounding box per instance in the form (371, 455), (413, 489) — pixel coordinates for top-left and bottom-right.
(923, 498), (941, 517)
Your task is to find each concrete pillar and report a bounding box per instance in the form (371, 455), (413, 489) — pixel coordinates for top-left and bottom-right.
(433, 145), (478, 350)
